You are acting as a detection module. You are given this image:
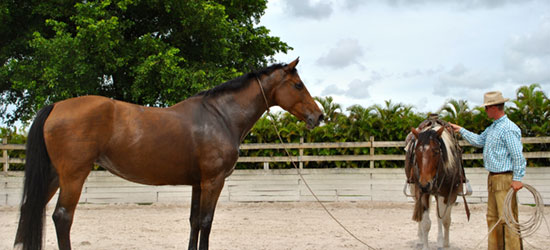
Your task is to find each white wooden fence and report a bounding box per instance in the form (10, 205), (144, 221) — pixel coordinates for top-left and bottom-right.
(1, 137), (549, 206)
(237, 137), (550, 169)
(2, 168), (549, 206)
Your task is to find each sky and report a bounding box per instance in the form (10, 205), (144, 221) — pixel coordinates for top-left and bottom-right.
(4, 0), (550, 129)
(259, 0), (550, 113)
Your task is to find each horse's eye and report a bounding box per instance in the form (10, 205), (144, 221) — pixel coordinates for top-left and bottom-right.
(294, 82), (304, 90)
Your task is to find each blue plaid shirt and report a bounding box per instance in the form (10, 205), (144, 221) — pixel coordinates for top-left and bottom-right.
(459, 115), (526, 181)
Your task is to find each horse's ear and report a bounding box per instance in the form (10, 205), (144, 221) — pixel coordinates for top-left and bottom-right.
(411, 127), (419, 139)
(436, 126), (445, 137)
(285, 57), (300, 73)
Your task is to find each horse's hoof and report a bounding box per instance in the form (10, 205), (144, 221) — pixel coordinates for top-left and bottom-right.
(416, 244), (429, 250)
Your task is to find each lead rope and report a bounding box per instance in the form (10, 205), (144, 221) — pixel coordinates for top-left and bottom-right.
(473, 183), (549, 249)
(255, 77), (377, 250)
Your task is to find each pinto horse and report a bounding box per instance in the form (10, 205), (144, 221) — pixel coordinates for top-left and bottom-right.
(404, 118), (465, 250)
(14, 58), (323, 250)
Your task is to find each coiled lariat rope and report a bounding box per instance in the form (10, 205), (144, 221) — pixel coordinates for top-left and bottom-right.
(503, 184), (548, 238)
(256, 78), (378, 250)
(474, 183), (550, 249)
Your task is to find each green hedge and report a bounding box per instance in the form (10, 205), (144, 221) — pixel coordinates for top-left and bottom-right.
(2, 84), (548, 170)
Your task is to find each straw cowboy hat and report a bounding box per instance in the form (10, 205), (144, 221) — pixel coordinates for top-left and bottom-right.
(482, 91), (509, 107)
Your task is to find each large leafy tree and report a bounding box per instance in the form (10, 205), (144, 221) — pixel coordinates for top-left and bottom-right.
(0, 0), (290, 125)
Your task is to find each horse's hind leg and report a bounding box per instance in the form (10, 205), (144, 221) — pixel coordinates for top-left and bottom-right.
(14, 168), (60, 247)
(52, 164), (91, 250)
(47, 169), (60, 200)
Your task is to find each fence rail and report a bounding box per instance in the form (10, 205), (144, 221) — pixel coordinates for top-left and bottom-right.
(2, 137), (549, 172)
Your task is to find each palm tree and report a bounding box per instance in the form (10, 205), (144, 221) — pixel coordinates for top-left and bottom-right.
(373, 100), (409, 120)
(509, 84), (549, 137)
(315, 96), (342, 123)
(370, 100), (420, 140)
(438, 99), (470, 124)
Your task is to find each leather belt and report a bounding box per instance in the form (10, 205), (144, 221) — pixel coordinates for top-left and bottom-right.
(489, 171), (512, 175)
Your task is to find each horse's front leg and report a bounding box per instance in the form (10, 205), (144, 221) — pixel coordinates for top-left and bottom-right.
(415, 194), (431, 250)
(188, 185), (201, 250)
(197, 175), (226, 250)
(419, 208), (431, 250)
(436, 196), (452, 249)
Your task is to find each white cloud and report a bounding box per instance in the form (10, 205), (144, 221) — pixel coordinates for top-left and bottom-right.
(401, 66), (444, 78)
(415, 97), (429, 111)
(321, 83), (345, 96)
(381, 0), (535, 10)
(281, 0), (333, 20)
(316, 39), (365, 69)
(346, 79), (372, 99)
(503, 16), (550, 84)
(321, 74), (378, 99)
(342, 0), (364, 10)
(434, 64), (497, 96)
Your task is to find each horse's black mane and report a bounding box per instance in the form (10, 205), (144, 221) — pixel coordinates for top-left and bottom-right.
(195, 63), (291, 97)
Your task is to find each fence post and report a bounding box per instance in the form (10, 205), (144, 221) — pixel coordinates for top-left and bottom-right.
(263, 162), (269, 170)
(369, 136), (374, 168)
(2, 137), (8, 172)
(299, 137), (304, 170)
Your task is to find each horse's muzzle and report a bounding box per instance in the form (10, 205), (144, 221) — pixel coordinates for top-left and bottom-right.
(306, 113), (324, 129)
(419, 182), (432, 193)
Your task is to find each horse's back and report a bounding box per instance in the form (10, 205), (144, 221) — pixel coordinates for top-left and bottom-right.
(42, 95), (231, 185)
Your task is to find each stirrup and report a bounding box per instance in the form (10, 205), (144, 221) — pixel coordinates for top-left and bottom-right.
(403, 182), (415, 197)
(458, 179), (473, 196)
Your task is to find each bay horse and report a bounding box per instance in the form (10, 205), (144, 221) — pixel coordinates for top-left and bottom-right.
(14, 58), (323, 250)
(404, 118), (467, 250)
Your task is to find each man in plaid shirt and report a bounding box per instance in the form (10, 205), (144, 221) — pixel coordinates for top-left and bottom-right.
(450, 91), (525, 250)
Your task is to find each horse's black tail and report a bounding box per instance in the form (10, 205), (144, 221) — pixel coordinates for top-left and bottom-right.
(15, 104), (55, 250)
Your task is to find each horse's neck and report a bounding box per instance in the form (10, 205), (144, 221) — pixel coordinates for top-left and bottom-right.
(211, 81), (270, 143)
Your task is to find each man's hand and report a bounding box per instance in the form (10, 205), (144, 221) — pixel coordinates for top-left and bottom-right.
(511, 180), (523, 191)
(448, 122), (462, 133)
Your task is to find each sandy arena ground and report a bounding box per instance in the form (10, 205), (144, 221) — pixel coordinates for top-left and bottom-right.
(1, 201), (549, 250)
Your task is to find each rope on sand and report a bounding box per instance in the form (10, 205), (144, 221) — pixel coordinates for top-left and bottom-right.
(267, 115), (378, 250)
(256, 77), (378, 250)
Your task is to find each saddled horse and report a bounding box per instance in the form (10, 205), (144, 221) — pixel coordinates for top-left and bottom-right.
(404, 118), (468, 250)
(14, 58), (323, 250)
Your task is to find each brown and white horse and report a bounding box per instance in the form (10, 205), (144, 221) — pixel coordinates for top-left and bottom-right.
(405, 119), (465, 250)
